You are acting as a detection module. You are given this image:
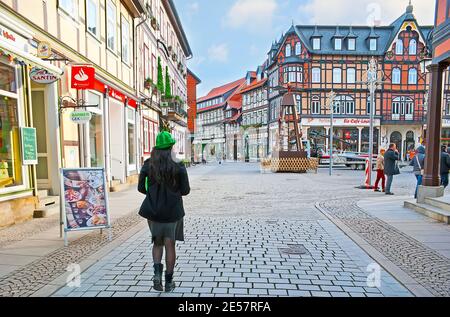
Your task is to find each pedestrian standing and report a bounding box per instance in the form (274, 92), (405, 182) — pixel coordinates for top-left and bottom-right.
(410, 145), (425, 199)
(384, 143), (400, 195)
(440, 145), (450, 188)
(374, 149), (386, 192)
(138, 131), (190, 292)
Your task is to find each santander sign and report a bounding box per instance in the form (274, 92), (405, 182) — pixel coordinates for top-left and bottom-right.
(71, 65), (95, 89)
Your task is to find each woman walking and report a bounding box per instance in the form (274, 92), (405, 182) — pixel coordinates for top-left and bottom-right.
(138, 131), (190, 292)
(409, 145), (425, 199)
(374, 149), (385, 192)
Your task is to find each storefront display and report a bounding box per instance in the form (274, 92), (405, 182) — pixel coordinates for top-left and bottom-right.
(0, 61), (22, 189)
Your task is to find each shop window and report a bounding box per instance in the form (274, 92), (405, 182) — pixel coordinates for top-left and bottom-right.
(87, 92), (103, 167)
(0, 63), (17, 93)
(0, 97), (23, 189)
(143, 119), (149, 154)
(127, 108), (136, 169)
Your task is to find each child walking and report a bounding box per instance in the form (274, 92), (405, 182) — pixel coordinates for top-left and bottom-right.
(138, 131), (190, 292)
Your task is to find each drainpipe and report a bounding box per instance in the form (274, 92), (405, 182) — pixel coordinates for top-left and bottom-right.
(135, 12), (148, 170)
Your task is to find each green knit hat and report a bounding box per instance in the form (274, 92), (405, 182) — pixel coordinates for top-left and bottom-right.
(154, 131), (176, 150)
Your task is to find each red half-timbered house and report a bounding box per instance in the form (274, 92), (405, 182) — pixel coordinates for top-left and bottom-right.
(266, 3), (434, 160)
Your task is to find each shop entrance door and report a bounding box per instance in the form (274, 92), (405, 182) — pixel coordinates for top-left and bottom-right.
(233, 135), (238, 161)
(31, 89), (50, 189)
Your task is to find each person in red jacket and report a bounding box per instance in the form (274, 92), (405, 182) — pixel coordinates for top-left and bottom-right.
(374, 149), (386, 192)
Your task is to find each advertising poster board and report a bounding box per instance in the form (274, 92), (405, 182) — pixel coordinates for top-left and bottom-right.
(20, 127), (38, 165)
(61, 168), (111, 237)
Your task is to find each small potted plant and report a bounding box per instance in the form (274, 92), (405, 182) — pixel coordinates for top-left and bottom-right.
(144, 77), (152, 90)
(172, 53), (177, 61)
(151, 17), (158, 30)
(168, 45), (173, 52)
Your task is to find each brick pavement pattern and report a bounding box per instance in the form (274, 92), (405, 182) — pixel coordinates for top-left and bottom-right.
(317, 199), (450, 297)
(53, 216), (411, 297)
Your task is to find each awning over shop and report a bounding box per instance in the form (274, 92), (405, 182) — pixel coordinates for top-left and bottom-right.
(0, 40), (63, 76)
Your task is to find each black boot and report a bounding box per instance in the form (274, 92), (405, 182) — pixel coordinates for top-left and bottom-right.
(153, 264), (163, 291)
(165, 271), (175, 292)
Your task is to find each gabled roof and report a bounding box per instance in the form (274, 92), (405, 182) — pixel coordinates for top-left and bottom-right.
(267, 3), (432, 59)
(187, 68), (201, 84)
(239, 78), (268, 94)
(197, 78), (245, 103)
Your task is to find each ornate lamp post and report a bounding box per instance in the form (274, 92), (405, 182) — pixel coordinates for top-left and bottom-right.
(356, 57), (386, 187)
(326, 90), (337, 176)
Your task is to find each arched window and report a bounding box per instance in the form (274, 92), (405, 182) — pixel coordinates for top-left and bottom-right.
(408, 68), (417, 84)
(392, 68), (401, 84)
(409, 39), (417, 55)
(334, 95), (355, 114)
(295, 42), (301, 55)
(285, 44), (291, 57)
(395, 38), (403, 55)
(311, 95), (321, 114)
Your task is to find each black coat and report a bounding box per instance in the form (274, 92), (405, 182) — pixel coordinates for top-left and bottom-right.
(138, 159), (190, 223)
(384, 149), (400, 176)
(440, 152), (450, 174)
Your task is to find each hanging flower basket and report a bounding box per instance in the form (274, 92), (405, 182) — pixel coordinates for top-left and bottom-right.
(144, 78), (152, 90)
(172, 53), (177, 62)
(151, 17), (159, 30)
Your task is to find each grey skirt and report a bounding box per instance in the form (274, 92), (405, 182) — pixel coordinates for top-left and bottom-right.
(147, 218), (184, 246)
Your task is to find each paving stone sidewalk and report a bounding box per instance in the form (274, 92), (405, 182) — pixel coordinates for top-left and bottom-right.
(53, 216), (411, 297)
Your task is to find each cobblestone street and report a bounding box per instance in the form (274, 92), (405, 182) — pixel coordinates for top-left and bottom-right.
(33, 162), (446, 298)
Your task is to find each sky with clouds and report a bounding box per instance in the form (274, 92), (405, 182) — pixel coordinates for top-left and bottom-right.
(173, 0), (435, 98)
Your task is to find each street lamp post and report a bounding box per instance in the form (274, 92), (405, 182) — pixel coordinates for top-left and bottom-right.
(356, 57), (386, 188)
(326, 91), (337, 176)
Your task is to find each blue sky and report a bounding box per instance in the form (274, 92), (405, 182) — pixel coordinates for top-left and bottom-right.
(173, 0), (434, 97)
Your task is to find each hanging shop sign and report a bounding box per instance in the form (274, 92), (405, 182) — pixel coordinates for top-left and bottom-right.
(37, 41), (52, 59)
(70, 110), (92, 124)
(20, 127), (38, 165)
(61, 168), (111, 245)
(30, 67), (59, 84)
(71, 65), (95, 89)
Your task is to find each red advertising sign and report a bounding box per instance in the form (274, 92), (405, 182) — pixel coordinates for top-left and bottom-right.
(71, 65), (95, 89)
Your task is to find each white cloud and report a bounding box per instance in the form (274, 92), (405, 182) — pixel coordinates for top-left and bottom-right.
(207, 43), (229, 63)
(298, 0), (434, 26)
(224, 0), (278, 33)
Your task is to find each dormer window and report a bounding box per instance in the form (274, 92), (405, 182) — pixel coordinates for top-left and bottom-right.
(369, 38), (377, 51)
(295, 42), (301, 55)
(409, 39), (417, 55)
(285, 44), (291, 57)
(335, 38), (342, 50)
(395, 39), (403, 55)
(348, 38), (356, 50)
(313, 38), (321, 50)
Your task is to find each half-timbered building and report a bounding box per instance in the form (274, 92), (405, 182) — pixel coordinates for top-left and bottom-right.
(240, 67), (269, 161)
(266, 3), (434, 160)
(194, 78), (245, 162)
